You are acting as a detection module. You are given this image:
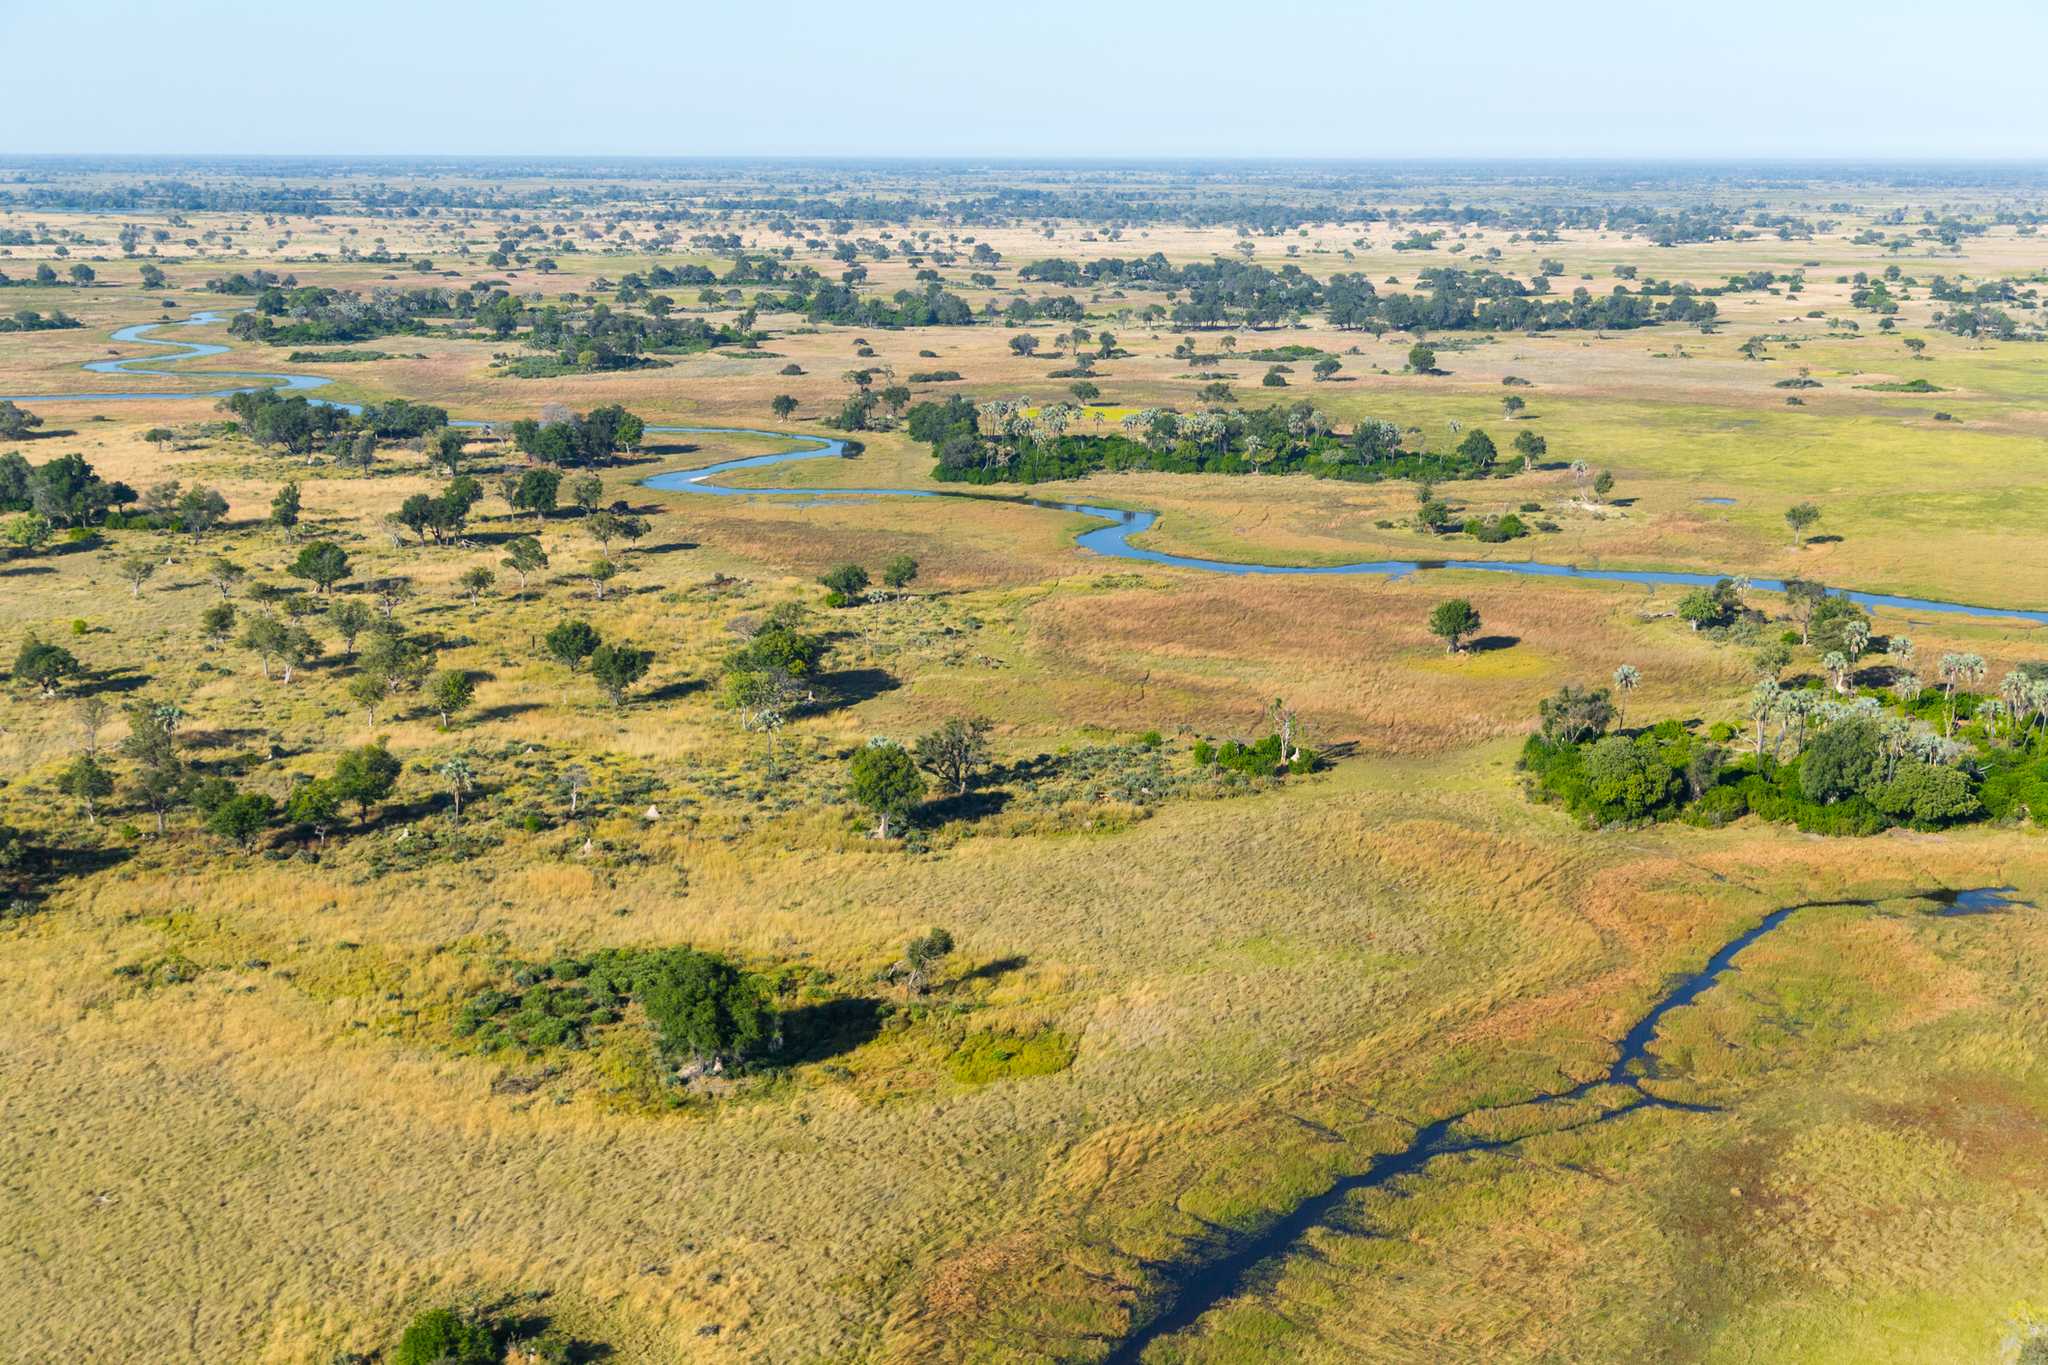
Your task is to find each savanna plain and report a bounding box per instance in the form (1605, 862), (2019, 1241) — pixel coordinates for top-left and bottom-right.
(3, 158), (2048, 1363)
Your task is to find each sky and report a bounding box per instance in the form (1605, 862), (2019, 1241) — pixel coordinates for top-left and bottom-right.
(7, 0), (2047, 160)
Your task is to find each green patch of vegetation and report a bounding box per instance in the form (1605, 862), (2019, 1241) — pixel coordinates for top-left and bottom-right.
(1855, 378), (1946, 392)
(946, 1028), (1076, 1085)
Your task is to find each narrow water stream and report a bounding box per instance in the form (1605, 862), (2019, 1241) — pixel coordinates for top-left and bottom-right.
(1103, 886), (2029, 1360)
(7, 312), (2045, 625)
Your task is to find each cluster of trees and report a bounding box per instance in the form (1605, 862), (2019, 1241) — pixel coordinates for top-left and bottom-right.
(222, 389), (448, 456)
(507, 404), (645, 465)
(543, 619), (654, 706)
(0, 450), (137, 533)
(455, 944), (772, 1071)
(518, 302), (748, 371)
(223, 282), (465, 346)
(0, 307), (83, 333)
(910, 395), (1537, 488)
(768, 280), (974, 328)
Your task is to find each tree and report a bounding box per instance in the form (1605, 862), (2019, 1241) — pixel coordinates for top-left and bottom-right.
(587, 557), (620, 600)
(1802, 718), (1883, 804)
(347, 670), (391, 726)
(848, 740), (925, 839)
(269, 482), (301, 540)
(900, 927), (955, 996)
(1782, 578), (1827, 644)
(635, 948), (772, 1068)
(1427, 599), (1481, 653)
(1407, 343), (1437, 374)
(199, 601), (236, 643)
(1501, 393), (1526, 418)
(1314, 357), (1343, 382)
(122, 701), (188, 835)
(429, 669), (475, 727)
(116, 552), (161, 598)
(1069, 380), (1101, 404)
(239, 611), (290, 679)
(590, 641), (654, 706)
(820, 563), (870, 604)
(771, 394), (799, 421)
(882, 554), (919, 590)
(438, 754), (475, 822)
(207, 791), (276, 849)
(328, 599), (370, 658)
(431, 428), (468, 477)
(1584, 736), (1676, 819)
(331, 740), (401, 821)
(76, 695), (110, 754)
(57, 754), (114, 824)
(1612, 664), (1640, 727)
(913, 717), (993, 795)
(204, 556), (245, 600)
(545, 619), (601, 673)
(1785, 501), (1822, 547)
(4, 513), (53, 557)
(459, 566), (496, 603)
(284, 779), (343, 849)
(511, 466), (560, 519)
(1009, 333), (1040, 357)
(1539, 684), (1615, 744)
(0, 401), (45, 440)
(287, 540), (350, 594)
(14, 634), (81, 696)
(1593, 469), (1615, 500)
(501, 535), (548, 594)
(176, 486), (229, 536)
(569, 473), (604, 514)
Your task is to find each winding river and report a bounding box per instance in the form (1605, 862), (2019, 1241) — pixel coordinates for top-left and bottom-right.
(5, 312), (2047, 624)
(6, 317), (2042, 1350)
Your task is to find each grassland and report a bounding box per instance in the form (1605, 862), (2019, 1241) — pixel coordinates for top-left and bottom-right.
(2, 165), (2048, 1362)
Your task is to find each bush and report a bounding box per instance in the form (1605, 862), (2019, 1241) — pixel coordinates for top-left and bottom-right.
(1583, 735), (1677, 821)
(1684, 784), (1749, 827)
(1872, 761), (1981, 826)
(395, 1308), (497, 1365)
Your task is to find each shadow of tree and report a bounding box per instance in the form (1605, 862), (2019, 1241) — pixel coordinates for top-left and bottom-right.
(776, 996), (886, 1064)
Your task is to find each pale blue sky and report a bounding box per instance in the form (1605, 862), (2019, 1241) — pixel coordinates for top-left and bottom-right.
(6, 0), (2045, 159)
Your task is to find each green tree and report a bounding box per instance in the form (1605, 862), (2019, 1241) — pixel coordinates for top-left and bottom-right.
(199, 601), (236, 644)
(820, 563), (870, 605)
(501, 535), (548, 594)
(511, 466), (560, 519)
(545, 620), (601, 673)
(901, 927), (955, 996)
(14, 633), (81, 696)
(848, 739), (925, 838)
(288, 540), (350, 594)
(206, 791), (276, 849)
(116, 552), (161, 598)
(429, 669), (475, 727)
(1583, 736), (1676, 819)
(284, 779), (343, 848)
(1407, 343), (1437, 374)
(1427, 598), (1481, 653)
(57, 754), (114, 824)
(882, 554), (919, 590)
(269, 482), (301, 540)
(331, 741), (402, 822)
(771, 394), (799, 421)
(328, 599), (370, 658)
(1313, 357), (1343, 382)
(1785, 501), (1822, 546)
(634, 948), (772, 1068)
(590, 641), (653, 706)
(458, 565), (496, 603)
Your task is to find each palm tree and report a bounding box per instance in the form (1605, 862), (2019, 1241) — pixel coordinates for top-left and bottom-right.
(1613, 664), (1640, 727)
(438, 755), (474, 822)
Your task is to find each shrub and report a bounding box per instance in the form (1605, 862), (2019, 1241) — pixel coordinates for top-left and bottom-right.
(1583, 735), (1677, 821)
(395, 1308), (497, 1365)
(1872, 761), (1980, 825)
